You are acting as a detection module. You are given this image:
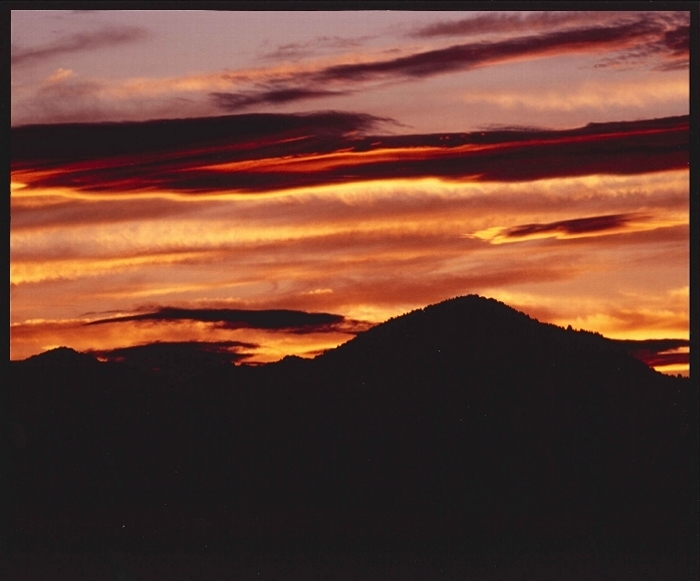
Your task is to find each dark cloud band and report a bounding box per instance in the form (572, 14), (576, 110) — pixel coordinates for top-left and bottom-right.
(90, 340), (257, 367)
(319, 19), (664, 81)
(211, 88), (352, 110)
(12, 113), (689, 195)
(11, 111), (385, 164)
(86, 307), (370, 335)
(504, 214), (636, 239)
(611, 338), (690, 369)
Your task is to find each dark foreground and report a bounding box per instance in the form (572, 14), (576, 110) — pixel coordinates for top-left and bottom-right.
(5, 549), (699, 580)
(3, 297), (698, 579)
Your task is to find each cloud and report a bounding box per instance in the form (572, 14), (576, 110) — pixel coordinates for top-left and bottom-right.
(601, 307), (689, 335)
(484, 288), (689, 371)
(11, 113), (689, 195)
(313, 17), (675, 83)
(660, 23), (690, 57)
(11, 74), (231, 127)
(10, 196), (199, 231)
(11, 13), (687, 127)
(473, 217), (689, 251)
(11, 110), (385, 166)
(261, 35), (372, 60)
(593, 22), (689, 70)
(541, 223), (689, 253)
(610, 338), (689, 368)
(89, 340), (257, 366)
(267, 257), (585, 316)
(10, 311), (370, 364)
(211, 87), (352, 110)
(85, 306), (371, 335)
(463, 76), (688, 112)
(500, 213), (636, 240)
(206, 14), (687, 112)
(11, 169), (688, 234)
(46, 68), (76, 83)
(11, 25), (149, 66)
(10, 248), (224, 285)
(410, 11), (631, 38)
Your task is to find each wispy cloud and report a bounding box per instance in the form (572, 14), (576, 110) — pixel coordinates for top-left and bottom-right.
(593, 22), (689, 70)
(261, 35), (373, 60)
(410, 11), (622, 38)
(12, 25), (149, 66)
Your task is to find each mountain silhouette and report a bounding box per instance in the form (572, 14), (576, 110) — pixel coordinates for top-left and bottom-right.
(4, 296), (697, 573)
(317, 295), (658, 378)
(21, 345), (101, 368)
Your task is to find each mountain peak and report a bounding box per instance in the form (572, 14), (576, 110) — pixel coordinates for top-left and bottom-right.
(22, 346), (99, 367)
(317, 294), (658, 383)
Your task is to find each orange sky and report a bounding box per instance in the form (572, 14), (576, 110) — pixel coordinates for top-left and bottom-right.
(10, 9), (690, 374)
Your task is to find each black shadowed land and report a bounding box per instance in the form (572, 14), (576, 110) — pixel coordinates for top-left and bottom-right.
(3, 296), (698, 579)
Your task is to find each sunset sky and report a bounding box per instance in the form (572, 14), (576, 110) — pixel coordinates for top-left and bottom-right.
(10, 9), (690, 374)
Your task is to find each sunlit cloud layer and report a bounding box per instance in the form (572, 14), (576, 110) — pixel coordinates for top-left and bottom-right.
(10, 10), (690, 375)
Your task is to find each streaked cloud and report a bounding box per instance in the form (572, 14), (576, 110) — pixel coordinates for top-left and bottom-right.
(409, 11), (643, 38)
(11, 25), (149, 66)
